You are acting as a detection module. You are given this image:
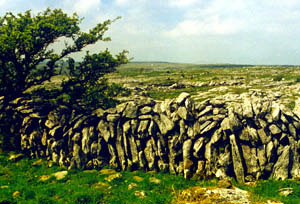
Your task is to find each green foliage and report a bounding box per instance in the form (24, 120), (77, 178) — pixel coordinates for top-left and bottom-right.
(60, 50), (129, 111)
(273, 75), (284, 81)
(0, 8), (114, 101)
(0, 8), (129, 150)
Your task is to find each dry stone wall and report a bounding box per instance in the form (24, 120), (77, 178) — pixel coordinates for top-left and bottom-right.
(4, 91), (300, 182)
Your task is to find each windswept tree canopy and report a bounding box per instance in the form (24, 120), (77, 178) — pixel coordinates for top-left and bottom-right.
(0, 8), (123, 101)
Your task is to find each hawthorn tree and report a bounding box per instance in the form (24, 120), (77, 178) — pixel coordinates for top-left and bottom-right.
(0, 8), (127, 103)
(0, 8), (129, 151)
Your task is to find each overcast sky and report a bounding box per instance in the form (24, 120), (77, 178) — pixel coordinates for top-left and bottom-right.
(1, 0), (300, 65)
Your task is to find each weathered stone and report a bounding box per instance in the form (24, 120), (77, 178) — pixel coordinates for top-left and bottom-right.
(116, 128), (127, 170)
(228, 109), (242, 132)
(271, 103), (281, 121)
(137, 120), (149, 138)
(144, 139), (156, 170)
(210, 98), (225, 108)
(175, 92), (190, 105)
(81, 127), (94, 154)
(257, 128), (271, 144)
(108, 144), (118, 168)
(134, 190), (146, 198)
(107, 114), (120, 122)
(139, 106), (152, 115)
(155, 114), (174, 135)
(266, 141), (275, 163)
(201, 121), (218, 135)
(128, 182), (138, 190)
(185, 97), (194, 112)
(229, 134), (245, 183)
(243, 97), (253, 118)
(177, 106), (188, 120)
(93, 182), (111, 190)
(39, 175), (51, 182)
(93, 108), (105, 117)
(12, 191), (21, 198)
(193, 137), (205, 159)
(123, 101), (138, 118)
(258, 118), (268, 129)
(116, 102), (127, 113)
(98, 120), (111, 142)
(52, 171), (68, 180)
(198, 105), (213, 118)
(149, 177), (161, 184)
(183, 139), (193, 179)
(241, 145), (260, 176)
(160, 99), (174, 117)
(269, 124), (281, 135)
(105, 173), (122, 182)
(220, 117), (230, 132)
(271, 146), (290, 180)
(99, 169), (117, 175)
(217, 179), (232, 189)
(257, 145), (267, 169)
(8, 153), (24, 162)
(138, 151), (147, 169)
(289, 123), (297, 139)
(278, 188), (293, 197)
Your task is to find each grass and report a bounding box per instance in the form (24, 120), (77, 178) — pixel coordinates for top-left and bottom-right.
(146, 86), (212, 100)
(234, 179), (300, 204)
(2, 153), (300, 204)
(0, 152), (201, 204)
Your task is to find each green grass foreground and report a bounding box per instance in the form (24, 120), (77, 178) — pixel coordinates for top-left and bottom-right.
(1, 152), (300, 204)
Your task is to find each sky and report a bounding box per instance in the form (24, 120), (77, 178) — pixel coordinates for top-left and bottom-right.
(1, 0), (300, 65)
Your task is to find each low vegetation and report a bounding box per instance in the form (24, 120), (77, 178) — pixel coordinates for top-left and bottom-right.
(1, 153), (300, 204)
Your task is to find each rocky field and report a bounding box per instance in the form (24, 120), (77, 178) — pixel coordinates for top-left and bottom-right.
(2, 63), (300, 204)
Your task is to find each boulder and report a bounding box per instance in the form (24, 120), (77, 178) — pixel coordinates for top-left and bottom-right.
(229, 134), (245, 183)
(271, 146), (290, 180)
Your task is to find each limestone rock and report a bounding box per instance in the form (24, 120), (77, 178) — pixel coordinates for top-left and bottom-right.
(99, 169), (117, 175)
(8, 153), (24, 162)
(52, 171), (68, 180)
(183, 139), (193, 179)
(271, 103), (281, 121)
(175, 92), (190, 105)
(241, 145), (260, 177)
(271, 146), (290, 180)
(105, 173), (122, 182)
(257, 128), (271, 144)
(229, 134), (245, 183)
(144, 139), (156, 170)
(177, 106), (188, 120)
(149, 177), (161, 184)
(269, 124), (281, 135)
(155, 114), (174, 135)
(134, 190), (146, 198)
(243, 97), (254, 118)
(123, 101), (138, 118)
(278, 188), (293, 197)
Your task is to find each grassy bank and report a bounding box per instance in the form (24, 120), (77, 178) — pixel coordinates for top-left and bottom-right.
(1, 153), (300, 204)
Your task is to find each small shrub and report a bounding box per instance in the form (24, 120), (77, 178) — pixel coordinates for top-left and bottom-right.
(73, 193), (92, 204)
(37, 196), (55, 204)
(273, 75), (283, 81)
(24, 190), (36, 200)
(295, 76), (300, 83)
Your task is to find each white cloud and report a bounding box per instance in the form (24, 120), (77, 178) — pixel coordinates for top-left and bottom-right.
(73, 0), (101, 14)
(168, 0), (198, 7)
(165, 17), (242, 37)
(0, 0), (7, 7)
